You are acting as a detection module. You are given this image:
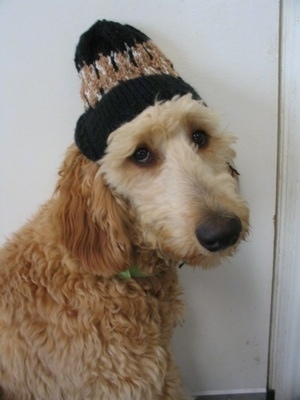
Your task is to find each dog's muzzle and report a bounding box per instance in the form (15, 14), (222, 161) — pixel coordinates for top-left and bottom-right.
(195, 214), (242, 252)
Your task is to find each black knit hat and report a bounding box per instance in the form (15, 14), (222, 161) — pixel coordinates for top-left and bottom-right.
(74, 20), (202, 161)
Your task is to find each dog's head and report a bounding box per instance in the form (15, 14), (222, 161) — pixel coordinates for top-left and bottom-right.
(55, 21), (249, 276)
(55, 94), (249, 277)
(100, 94), (249, 269)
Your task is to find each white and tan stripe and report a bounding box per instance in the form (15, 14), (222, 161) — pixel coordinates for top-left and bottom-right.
(79, 41), (178, 109)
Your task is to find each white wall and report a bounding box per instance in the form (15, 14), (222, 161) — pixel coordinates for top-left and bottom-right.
(0, 0), (279, 395)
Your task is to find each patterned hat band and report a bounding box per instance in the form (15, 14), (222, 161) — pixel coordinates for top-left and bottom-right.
(74, 20), (203, 161)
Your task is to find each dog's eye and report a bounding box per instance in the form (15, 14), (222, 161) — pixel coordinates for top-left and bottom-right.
(192, 130), (208, 148)
(133, 148), (153, 165)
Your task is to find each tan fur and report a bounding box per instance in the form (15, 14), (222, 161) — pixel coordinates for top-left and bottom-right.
(53, 149), (133, 277)
(0, 95), (249, 399)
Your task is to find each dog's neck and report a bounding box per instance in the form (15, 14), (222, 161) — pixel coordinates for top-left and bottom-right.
(116, 247), (175, 280)
(117, 265), (158, 279)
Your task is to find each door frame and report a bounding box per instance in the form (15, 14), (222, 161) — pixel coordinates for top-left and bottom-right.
(268, 0), (300, 398)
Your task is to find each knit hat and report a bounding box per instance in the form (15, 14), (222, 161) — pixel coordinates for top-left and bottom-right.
(74, 20), (202, 161)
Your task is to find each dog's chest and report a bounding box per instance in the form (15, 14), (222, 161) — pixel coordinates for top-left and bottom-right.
(73, 270), (183, 341)
(0, 255), (184, 398)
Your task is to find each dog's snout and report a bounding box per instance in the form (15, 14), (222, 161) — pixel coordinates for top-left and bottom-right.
(195, 214), (242, 252)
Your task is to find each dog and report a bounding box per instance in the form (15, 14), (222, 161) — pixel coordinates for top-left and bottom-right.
(0, 94), (249, 399)
(0, 20), (249, 400)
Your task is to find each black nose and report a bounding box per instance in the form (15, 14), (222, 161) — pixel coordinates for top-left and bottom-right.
(195, 214), (242, 252)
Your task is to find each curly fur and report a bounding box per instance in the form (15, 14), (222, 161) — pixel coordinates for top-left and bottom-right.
(0, 95), (249, 399)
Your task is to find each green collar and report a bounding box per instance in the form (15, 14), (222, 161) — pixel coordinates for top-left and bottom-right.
(117, 266), (155, 279)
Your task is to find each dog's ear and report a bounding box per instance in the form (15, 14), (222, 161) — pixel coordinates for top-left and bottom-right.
(54, 146), (132, 277)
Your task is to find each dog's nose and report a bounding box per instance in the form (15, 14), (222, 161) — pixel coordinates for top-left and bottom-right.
(195, 214), (242, 252)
